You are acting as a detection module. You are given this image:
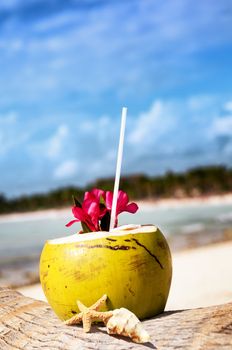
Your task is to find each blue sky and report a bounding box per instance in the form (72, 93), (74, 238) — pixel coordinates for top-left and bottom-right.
(0, 0), (232, 197)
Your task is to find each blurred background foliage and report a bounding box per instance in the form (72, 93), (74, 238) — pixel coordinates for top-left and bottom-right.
(1, 165), (231, 214)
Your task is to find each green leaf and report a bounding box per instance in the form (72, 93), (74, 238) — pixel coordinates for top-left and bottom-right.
(72, 195), (82, 208)
(81, 221), (92, 233)
(99, 194), (106, 206)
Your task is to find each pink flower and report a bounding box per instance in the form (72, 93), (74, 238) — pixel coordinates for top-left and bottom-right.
(66, 189), (106, 231)
(106, 190), (138, 227)
(84, 188), (107, 219)
(84, 188), (105, 203)
(66, 188), (139, 232)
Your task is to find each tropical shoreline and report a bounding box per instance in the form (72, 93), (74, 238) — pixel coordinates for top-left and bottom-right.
(1, 192), (232, 223)
(139, 192), (232, 208)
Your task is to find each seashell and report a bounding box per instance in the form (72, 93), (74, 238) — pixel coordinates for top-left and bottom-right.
(106, 307), (150, 343)
(64, 295), (151, 344)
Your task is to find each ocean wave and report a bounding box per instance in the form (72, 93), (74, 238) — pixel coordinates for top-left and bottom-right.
(0, 208), (70, 223)
(218, 212), (232, 223)
(180, 223), (205, 234)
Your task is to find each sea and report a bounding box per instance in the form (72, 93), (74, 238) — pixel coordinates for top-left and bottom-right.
(0, 199), (232, 286)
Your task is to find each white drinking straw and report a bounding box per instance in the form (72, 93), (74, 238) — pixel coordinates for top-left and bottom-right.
(109, 107), (127, 231)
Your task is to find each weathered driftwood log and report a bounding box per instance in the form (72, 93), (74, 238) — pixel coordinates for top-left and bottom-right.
(0, 287), (231, 349)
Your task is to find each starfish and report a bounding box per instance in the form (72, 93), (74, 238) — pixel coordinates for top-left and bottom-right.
(64, 294), (113, 333)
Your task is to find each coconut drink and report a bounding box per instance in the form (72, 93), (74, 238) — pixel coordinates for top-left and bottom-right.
(40, 108), (172, 324)
(40, 189), (172, 321)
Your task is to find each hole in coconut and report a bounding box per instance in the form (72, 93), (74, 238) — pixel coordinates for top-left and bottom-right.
(111, 224), (140, 232)
(48, 224), (157, 245)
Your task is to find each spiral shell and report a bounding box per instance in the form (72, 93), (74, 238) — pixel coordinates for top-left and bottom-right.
(106, 308), (150, 343)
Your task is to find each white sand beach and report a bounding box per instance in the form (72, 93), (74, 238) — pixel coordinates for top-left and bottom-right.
(18, 240), (232, 311)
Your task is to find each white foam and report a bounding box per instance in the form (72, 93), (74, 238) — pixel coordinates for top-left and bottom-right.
(48, 224), (157, 244)
(180, 223), (205, 234)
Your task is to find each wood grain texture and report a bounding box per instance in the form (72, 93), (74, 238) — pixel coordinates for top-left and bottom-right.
(0, 287), (231, 349)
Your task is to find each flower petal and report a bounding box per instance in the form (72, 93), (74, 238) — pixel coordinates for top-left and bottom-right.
(84, 188), (106, 202)
(82, 199), (99, 216)
(118, 190), (129, 205)
(66, 219), (80, 227)
(91, 188), (105, 201)
(117, 190), (129, 214)
(84, 191), (95, 202)
(72, 206), (87, 221)
(105, 191), (113, 210)
(84, 219), (97, 231)
(124, 202), (139, 214)
(82, 199), (100, 230)
(106, 190), (133, 214)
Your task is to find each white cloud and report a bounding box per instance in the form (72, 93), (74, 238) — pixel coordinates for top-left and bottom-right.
(47, 125), (69, 159)
(128, 100), (174, 145)
(2, 94), (232, 196)
(78, 116), (111, 142)
(210, 116), (232, 137)
(0, 38), (23, 52)
(34, 11), (82, 32)
(105, 149), (116, 161)
(0, 111), (17, 124)
(224, 101), (232, 113)
(1, 0), (232, 196)
(27, 35), (65, 53)
(0, 111), (30, 156)
(187, 95), (214, 111)
(0, 0), (20, 9)
(99, 115), (110, 127)
(0, 0), (231, 106)
(53, 160), (78, 179)
(49, 58), (68, 70)
(79, 120), (94, 133)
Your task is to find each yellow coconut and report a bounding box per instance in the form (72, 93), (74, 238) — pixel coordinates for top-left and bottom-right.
(40, 224), (172, 320)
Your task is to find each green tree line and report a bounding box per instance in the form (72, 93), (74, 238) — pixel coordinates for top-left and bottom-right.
(0, 165), (232, 214)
